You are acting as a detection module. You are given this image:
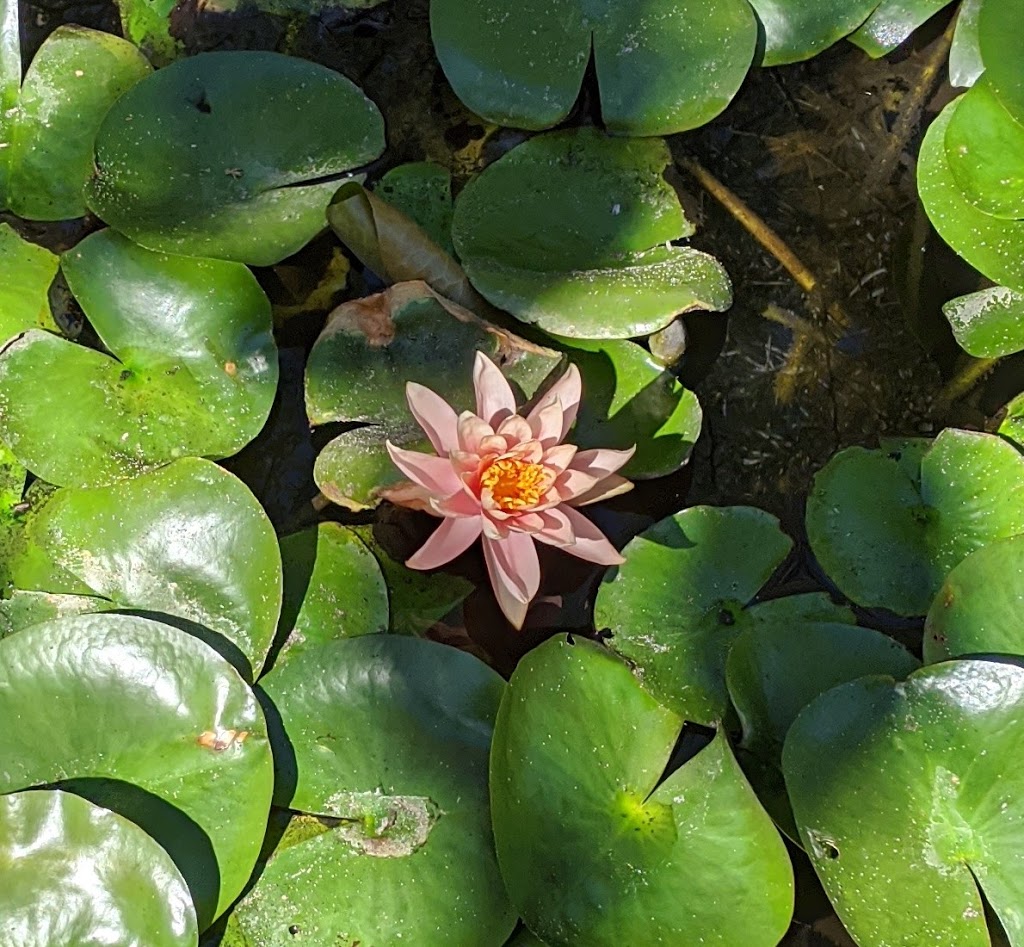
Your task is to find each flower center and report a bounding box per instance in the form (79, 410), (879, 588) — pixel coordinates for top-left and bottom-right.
(480, 458), (550, 511)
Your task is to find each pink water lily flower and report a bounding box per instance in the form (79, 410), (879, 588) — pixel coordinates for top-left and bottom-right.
(380, 351), (634, 629)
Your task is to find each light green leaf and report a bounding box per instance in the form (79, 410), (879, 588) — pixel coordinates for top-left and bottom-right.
(942, 285), (1024, 357)
(0, 224), (59, 341)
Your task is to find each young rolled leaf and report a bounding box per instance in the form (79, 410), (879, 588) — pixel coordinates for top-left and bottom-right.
(784, 660), (1024, 947)
(452, 129), (732, 339)
(0, 613), (274, 928)
(490, 635), (794, 946)
(0, 229), (278, 487)
(87, 51), (385, 265)
(0, 789), (198, 947)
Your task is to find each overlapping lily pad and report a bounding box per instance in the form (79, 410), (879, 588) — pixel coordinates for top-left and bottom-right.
(239, 636), (515, 946)
(918, 98), (1024, 293)
(783, 660), (1024, 946)
(451, 129), (732, 339)
(848, 0), (952, 59)
(0, 229), (278, 487)
(748, 0), (882, 65)
(0, 789), (198, 947)
(978, 0), (1024, 122)
(490, 635), (793, 946)
(949, 0), (984, 88)
(806, 430), (1024, 615)
(924, 534), (1024, 662)
(7, 458), (282, 678)
(0, 224), (59, 341)
(87, 51), (385, 265)
(941, 285), (1024, 357)
(0, 25), (151, 220)
(431, 0), (756, 135)
(0, 613), (274, 927)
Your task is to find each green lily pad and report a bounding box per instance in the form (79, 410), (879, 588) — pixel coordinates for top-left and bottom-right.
(919, 98), (1024, 293)
(0, 26), (151, 220)
(505, 928), (549, 947)
(375, 162), (455, 254)
(451, 129), (732, 339)
(978, 0), (1024, 123)
(491, 635), (793, 946)
(0, 613), (274, 927)
(116, 0), (181, 65)
(9, 458), (282, 679)
(593, 506), (795, 722)
(0, 589), (111, 640)
(806, 429), (1024, 615)
(0, 224), (59, 341)
(239, 635), (515, 945)
(0, 229), (278, 487)
(430, 0), (756, 135)
(783, 660), (1024, 947)
(949, 0), (984, 88)
(848, 0), (952, 58)
(945, 79), (1024, 220)
(552, 336), (702, 479)
(0, 0), (18, 153)
(273, 522), (388, 669)
(747, 0), (882, 66)
(924, 534), (1024, 662)
(87, 51), (385, 265)
(942, 285), (1024, 357)
(0, 789), (198, 947)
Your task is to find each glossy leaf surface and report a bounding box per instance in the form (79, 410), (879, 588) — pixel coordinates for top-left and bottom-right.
(0, 223), (59, 340)
(942, 285), (1024, 357)
(848, 0), (952, 58)
(978, 0), (1024, 122)
(748, 0), (881, 65)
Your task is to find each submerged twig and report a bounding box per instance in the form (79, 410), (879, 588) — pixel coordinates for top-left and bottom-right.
(936, 355), (1001, 409)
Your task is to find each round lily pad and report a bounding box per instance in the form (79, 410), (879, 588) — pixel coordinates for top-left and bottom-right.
(978, 0), (1024, 123)
(9, 458), (282, 679)
(942, 285), (1024, 358)
(0, 789), (198, 947)
(273, 522), (388, 669)
(0, 223), (59, 341)
(87, 51), (385, 265)
(945, 79), (1024, 220)
(0, 613), (274, 927)
(783, 660), (1024, 947)
(594, 505), (795, 722)
(491, 635), (793, 946)
(747, 0), (882, 65)
(239, 635), (515, 946)
(918, 98), (1024, 293)
(451, 129), (732, 339)
(924, 534), (1024, 662)
(806, 430), (1024, 615)
(431, 0), (756, 135)
(847, 0), (953, 59)
(0, 229), (278, 487)
(1, 26), (151, 220)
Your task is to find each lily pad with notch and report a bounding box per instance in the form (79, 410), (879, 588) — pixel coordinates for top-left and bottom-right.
(0, 789), (198, 947)
(238, 635), (515, 946)
(806, 429), (1024, 616)
(86, 50), (385, 265)
(0, 613), (274, 928)
(451, 129), (732, 339)
(490, 635), (793, 946)
(783, 660), (1024, 947)
(0, 229), (278, 488)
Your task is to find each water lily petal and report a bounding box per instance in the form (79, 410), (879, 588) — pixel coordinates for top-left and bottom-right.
(555, 507), (625, 565)
(473, 351), (517, 427)
(497, 414), (533, 446)
(386, 441), (462, 496)
(528, 401), (568, 448)
(483, 530), (540, 629)
(479, 434), (509, 456)
(376, 479), (435, 513)
(567, 473), (634, 507)
(541, 443), (578, 473)
(531, 507), (577, 546)
(430, 490), (482, 517)
(569, 445), (636, 478)
(526, 363), (581, 444)
(552, 468), (602, 503)
(406, 515), (482, 570)
(457, 412), (493, 454)
(406, 382), (459, 456)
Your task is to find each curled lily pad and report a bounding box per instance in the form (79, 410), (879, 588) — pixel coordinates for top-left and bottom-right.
(847, 0), (952, 58)
(431, 0), (756, 135)
(0, 26), (151, 220)
(240, 636), (515, 945)
(945, 79), (1024, 220)
(747, 0), (881, 65)
(0, 613), (274, 927)
(0, 789), (198, 947)
(375, 162), (455, 253)
(490, 635), (793, 946)
(8, 458), (282, 679)
(783, 660), (1024, 946)
(87, 51), (385, 265)
(924, 534), (1024, 662)
(919, 98), (1024, 293)
(0, 229), (278, 487)
(451, 129), (732, 339)
(0, 224), (59, 341)
(806, 430), (1024, 615)
(942, 285), (1024, 358)
(978, 0), (1024, 122)
(949, 0), (984, 88)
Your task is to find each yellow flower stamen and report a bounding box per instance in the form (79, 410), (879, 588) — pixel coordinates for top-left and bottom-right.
(480, 458), (550, 511)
